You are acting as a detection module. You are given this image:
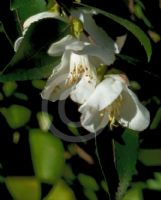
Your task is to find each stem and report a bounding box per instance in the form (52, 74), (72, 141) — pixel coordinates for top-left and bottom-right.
(0, 22), (14, 48)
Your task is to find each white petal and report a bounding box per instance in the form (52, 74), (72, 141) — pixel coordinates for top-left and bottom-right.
(23, 11), (60, 30)
(76, 44), (116, 65)
(71, 10), (116, 65)
(70, 75), (96, 104)
(80, 106), (108, 132)
(41, 51), (72, 101)
(48, 35), (76, 56)
(79, 76), (123, 111)
(66, 40), (89, 51)
(14, 36), (23, 52)
(118, 88), (150, 131)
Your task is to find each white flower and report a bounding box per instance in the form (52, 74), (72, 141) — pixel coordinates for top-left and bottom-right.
(71, 8), (119, 64)
(14, 11), (64, 51)
(79, 74), (150, 132)
(41, 34), (99, 104)
(41, 10), (119, 104)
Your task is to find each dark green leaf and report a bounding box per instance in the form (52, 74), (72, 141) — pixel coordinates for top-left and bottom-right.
(0, 61), (59, 82)
(0, 18), (69, 82)
(77, 3), (152, 62)
(115, 129), (139, 200)
(78, 173), (99, 191)
(139, 149), (161, 166)
(150, 107), (161, 130)
(10, 0), (46, 22)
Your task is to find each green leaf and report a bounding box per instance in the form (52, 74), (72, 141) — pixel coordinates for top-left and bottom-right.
(2, 81), (17, 97)
(5, 176), (41, 200)
(0, 63), (59, 82)
(139, 149), (161, 166)
(150, 107), (161, 130)
(78, 3), (152, 62)
(115, 129), (139, 200)
(0, 18), (69, 82)
(0, 104), (31, 129)
(10, 0), (46, 22)
(83, 189), (98, 200)
(78, 173), (99, 191)
(122, 183), (145, 200)
(29, 129), (65, 184)
(44, 179), (76, 200)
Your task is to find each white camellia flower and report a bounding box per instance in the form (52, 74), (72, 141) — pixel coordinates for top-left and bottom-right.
(41, 9), (119, 103)
(41, 34), (104, 104)
(79, 74), (150, 132)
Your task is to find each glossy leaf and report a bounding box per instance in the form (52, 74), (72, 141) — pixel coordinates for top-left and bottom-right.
(5, 176), (41, 200)
(29, 129), (65, 184)
(10, 0), (46, 22)
(78, 3), (152, 62)
(115, 129), (139, 200)
(0, 18), (69, 82)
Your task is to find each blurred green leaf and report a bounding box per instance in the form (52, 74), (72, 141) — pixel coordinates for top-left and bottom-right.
(147, 179), (161, 191)
(5, 176), (41, 200)
(134, 4), (152, 28)
(79, 3), (152, 62)
(122, 183), (145, 200)
(146, 172), (161, 191)
(2, 81), (17, 97)
(0, 18), (69, 82)
(154, 172), (161, 183)
(13, 92), (28, 100)
(78, 173), (99, 191)
(36, 112), (53, 131)
(10, 0), (46, 22)
(63, 164), (76, 184)
(32, 79), (46, 90)
(44, 179), (76, 200)
(13, 131), (20, 144)
(67, 122), (80, 136)
(0, 104), (31, 129)
(150, 107), (161, 129)
(115, 129), (139, 200)
(0, 92), (4, 101)
(139, 149), (161, 166)
(101, 180), (109, 193)
(29, 129), (65, 184)
(0, 175), (5, 183)
(83, 189), (98, 200)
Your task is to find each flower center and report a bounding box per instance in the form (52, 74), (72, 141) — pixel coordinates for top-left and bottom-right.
(65, 54), (95, 87)
(100, 95), (123, 129)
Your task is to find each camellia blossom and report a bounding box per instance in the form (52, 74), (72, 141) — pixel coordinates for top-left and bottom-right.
(13, 10), (119, 104)
(79, 74), (150, 133)
(41, 10), (119, 103)
(41, 34), (114, 104)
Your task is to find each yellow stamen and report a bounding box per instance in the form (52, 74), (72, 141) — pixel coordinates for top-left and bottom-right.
(65, 64), (93, 87)
(100, 95), (123, 129)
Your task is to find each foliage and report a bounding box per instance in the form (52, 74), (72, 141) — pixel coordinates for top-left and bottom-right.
(0, 0), (161, 200)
